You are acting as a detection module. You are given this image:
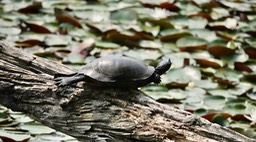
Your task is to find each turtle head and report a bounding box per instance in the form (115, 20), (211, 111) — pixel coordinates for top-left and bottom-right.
(154, 57), (171, 75)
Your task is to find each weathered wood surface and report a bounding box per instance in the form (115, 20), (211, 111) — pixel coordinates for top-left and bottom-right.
(0, 41), (254, 142)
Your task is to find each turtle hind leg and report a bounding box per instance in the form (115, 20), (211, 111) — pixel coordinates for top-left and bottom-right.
(54, 73), (85, 87)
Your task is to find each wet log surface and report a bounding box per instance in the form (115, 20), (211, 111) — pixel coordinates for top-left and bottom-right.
(0, 42), (254, 142)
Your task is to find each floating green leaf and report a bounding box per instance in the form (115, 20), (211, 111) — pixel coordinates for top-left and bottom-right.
(0, 130), (30, 142)
(223, 99), (247, 116)
(166, 66), (201, 84)
(44, 35), (71, 47)
(194, 79), (218, 89)
(20, 122), (56, 135)
(36, 132), (77, 141)
(139, 40), (162, 49)
(160, 29), (192, 42)
(188, 16), (208, 29)
(203, 95), (226, 110)
(176, 36), (208, 51)
(212, 114), (229, 126)
(96, 41), (120, 49)
(111, 9), (138, 22)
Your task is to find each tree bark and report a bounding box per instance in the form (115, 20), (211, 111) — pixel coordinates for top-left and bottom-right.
(0, 41), (254, 142)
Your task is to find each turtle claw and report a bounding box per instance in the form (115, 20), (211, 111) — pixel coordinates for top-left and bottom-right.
(53, 75), (68, 86)
(54, 77), (71, 87)
(54, 79), (64, 87)
(54, 73), (85, 87)
(54, 76), (66, 81)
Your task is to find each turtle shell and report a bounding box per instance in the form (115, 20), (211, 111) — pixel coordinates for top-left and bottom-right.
(80, 56), (155, 87)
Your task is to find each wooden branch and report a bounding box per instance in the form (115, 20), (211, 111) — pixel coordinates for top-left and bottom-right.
(0, 41), (254, 142)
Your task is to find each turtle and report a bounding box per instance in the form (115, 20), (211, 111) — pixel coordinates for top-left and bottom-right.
(54, 56), (171, 88)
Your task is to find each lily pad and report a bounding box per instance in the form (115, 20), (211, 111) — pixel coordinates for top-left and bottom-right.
(141, 18), (174, 29)
(141, 24), (160, 37)
(148, 89), (187, 102)
(194, 108), (208, 116)
(221, 50), (249, 67)
(166, 66), (201, 84)
(223, 99), (247, 115)
(44, 35), (71, 47)
(0, 130), (30, 142)
(203, 95), (226, 110)
(247, 88), (256, 100)
(189, 29), (217, 42)
(36, 132), (77, 141)
(175, 2), (201, 16)
(234, 62), (253, 72)
(228, 82), (252, 96)
(194, 79), (218, 89)
(124, 49), (162, 61)
(64, 53), (85, 64)
(54, 8), (82, 28)
(188, 16), (208, 29)
(219, 1), (252, 12)
(212, 114), (229, 126)
(244, 47), (256, 59)
(181, 88), (206, 110)
(208, 89), (236, 99)
(142, 85), (169, 92)
(202, 112), (231, 122)
(160, 29), (192, 42)
(0, 27), (21, 35)
(244, 73), (256, 83)
(138, 40), (162, 49)
(176, 36), (207, 51)
(245, 38), (256, 48)
(210, 7), (230, 20)
(214, 68), (242, 83)
(20, 122), (56, 135)
(195, 58), (223, 69)
(111, 9), (138, 22)
(208, 39), (236, 57)
(96, 41), (120, 49)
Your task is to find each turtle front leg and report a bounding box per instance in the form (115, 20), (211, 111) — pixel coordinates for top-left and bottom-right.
(54, 73), (85, 86)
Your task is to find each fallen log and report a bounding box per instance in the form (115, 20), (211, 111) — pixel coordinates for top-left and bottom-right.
(0, 41), (254, 142)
